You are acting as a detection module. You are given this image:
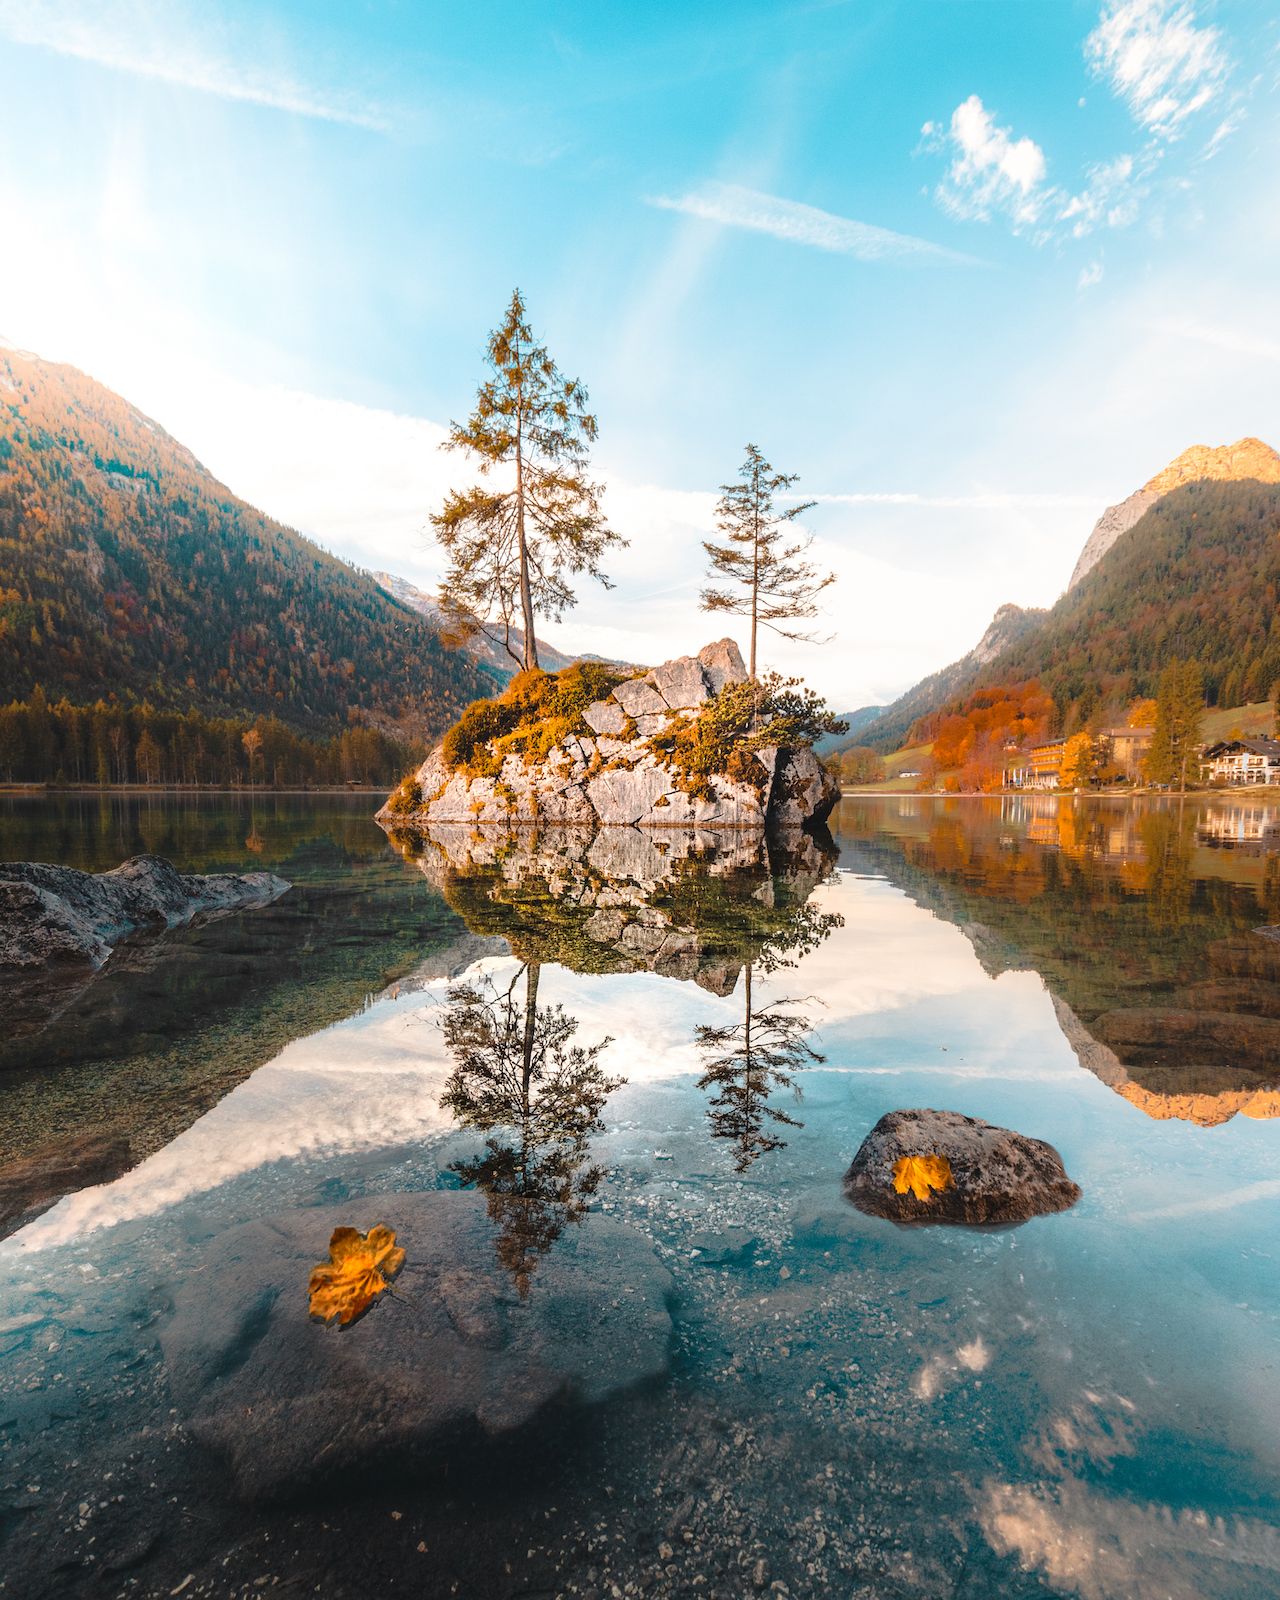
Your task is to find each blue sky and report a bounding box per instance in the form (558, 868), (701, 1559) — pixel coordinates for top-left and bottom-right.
(1, 0), (1278, 705)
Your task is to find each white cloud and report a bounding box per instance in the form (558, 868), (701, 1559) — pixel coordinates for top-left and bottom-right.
(1086, 0), (1231, 140)
(1078, 260), (1105, 291)
(930, 95), (1049, 229)
(647, 182), (977, 265)
(926, 97), (1146, 243)
(1155, 315), (1280, 364)
(1059, 155), (1142, 237)
(0, 0), (389, 130)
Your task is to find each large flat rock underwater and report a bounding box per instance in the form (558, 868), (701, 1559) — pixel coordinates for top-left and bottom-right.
(160, 1190), (673, 1499)
(378, 639), (839, 832)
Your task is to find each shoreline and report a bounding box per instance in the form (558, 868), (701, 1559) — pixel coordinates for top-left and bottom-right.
(0, 784), (389, 797)
(839, 785), (1280, 800)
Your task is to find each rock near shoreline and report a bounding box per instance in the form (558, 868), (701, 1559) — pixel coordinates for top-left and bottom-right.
(378, 639), (839, 831)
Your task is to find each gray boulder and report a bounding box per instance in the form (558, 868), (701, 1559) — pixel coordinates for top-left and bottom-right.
(0, 855), (289, 974)
(160, 1191), (673, 1499)
(843, 1108), (1081, 1225)
(697, 637), (748, 692)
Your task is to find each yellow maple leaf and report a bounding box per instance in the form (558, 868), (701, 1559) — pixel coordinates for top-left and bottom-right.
(308, 1224), (406, 1326)
(891, 1153), (953, 1203)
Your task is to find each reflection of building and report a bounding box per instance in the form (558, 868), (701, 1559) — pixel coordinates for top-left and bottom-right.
(1099, 724), (1154, 778)
(1196, 802), (1280, 845)
(1202, 738), (1280, 786)
(1005, 740), (1065, 790)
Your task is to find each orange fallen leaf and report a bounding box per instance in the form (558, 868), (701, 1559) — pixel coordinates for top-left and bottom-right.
(891, 1153), (953, 1202)
(308, 1224), (405, 1326)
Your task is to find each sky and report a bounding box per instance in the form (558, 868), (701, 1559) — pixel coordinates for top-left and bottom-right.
(1, 0), (1278, 707)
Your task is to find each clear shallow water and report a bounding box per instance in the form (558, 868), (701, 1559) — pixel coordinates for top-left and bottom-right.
(2, 794), (1280, 1599)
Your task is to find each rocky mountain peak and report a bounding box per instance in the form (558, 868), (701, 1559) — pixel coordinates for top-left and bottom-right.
(1070, 435), (1280, 591)
(1143, 436), (1280, 494)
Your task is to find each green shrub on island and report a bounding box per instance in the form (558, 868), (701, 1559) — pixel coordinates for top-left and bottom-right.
(442, 661), (628, 777)
(648, 675), (848, 801)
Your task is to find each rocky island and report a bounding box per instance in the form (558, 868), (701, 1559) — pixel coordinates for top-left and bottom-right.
(377, 640), (842, 832)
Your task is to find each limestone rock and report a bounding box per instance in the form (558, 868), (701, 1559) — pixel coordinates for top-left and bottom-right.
(0, 856), (289, 978)
(582, 699), (627, 736)
(160, 1190), (673, 1498)
(647, 654), (711, 711)
(378, 639), (830, 832)
(696, 638), (748, 693)
(613, 677), (667, 718)
(843, 1108), (1081, 1225)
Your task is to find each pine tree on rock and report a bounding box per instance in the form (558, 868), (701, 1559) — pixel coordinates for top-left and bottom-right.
(701, 444), (835, 681)
(432, 290), (624, 672)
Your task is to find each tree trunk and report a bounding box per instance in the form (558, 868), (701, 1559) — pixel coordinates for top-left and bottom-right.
(514, 371), (539, 673)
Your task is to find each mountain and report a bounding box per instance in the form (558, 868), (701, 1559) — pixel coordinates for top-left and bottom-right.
(0, 343), (497, 739)
(374, 571), (644, 680)
(857, 604), (1048, 751)
(373, 571), (578, 676)
(860, 436), (1280, 750)
(1068, 437), (1280, 589)
(978, 475), (1280, 711)
(815, 703), (886, 756)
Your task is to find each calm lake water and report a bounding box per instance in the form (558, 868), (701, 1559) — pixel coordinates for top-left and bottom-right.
(3, 791), (1280, 1599)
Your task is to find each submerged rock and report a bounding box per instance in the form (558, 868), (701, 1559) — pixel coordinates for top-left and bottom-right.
(0, 854), (291, 1045)
(0, 854), (289, 975)
(160, 1190), (673, 1499)
(843, 1108), (1081, 1225)
(377, 639), (840, 832)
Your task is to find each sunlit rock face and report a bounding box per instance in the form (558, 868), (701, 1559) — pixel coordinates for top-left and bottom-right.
(377, 639), (839, 832)
(390, 822), (839, 995)
(161, 1190), (672, 1500)
(843, 1108), (1081, 1226)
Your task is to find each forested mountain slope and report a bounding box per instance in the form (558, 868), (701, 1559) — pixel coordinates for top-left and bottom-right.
(860, 438), (1280, 749)
(856, 604), (1047, 752)
(0, 343), (497, 738)
(980, 478), (1280, 710)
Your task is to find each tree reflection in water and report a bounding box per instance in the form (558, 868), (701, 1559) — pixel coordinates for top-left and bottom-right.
(440, 960), (621, 1295)
(695, 963), (824, 1171)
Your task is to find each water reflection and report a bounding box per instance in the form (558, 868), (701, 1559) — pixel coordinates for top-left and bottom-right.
(440, 960), (621, 1294)
(399, 823), (845, 1172)
(695, 964), (824, 1170)
(389, 821), (842, 992)
(841, 795), (1280, 1125)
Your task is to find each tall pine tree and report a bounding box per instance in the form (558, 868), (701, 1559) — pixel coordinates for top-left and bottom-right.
(700, 444), (835, 681)
(432, 290), (624, 671)
(1145, 660), (1204, 792)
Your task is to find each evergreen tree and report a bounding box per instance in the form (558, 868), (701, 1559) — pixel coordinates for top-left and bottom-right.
(701, 444), (835, 681)
(1145, 660), (1204, 791)
(432, 289), (624, 671)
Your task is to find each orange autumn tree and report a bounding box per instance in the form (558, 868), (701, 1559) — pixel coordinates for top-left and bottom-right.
(914, 681), (1055, 789)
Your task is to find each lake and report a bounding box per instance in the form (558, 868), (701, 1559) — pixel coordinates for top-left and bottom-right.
(2, 791), (1280, 1600)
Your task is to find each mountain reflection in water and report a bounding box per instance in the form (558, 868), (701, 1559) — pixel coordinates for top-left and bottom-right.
(839, 794), (1280, 1126)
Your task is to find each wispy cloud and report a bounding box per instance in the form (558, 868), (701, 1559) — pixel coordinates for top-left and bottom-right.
(0, 0), (390, 131)
(1155, 315), (1280, 363)
(646, 182), (978, 265)
(808, 491), (1101, 509)
(1086, 0), (1230, 140)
